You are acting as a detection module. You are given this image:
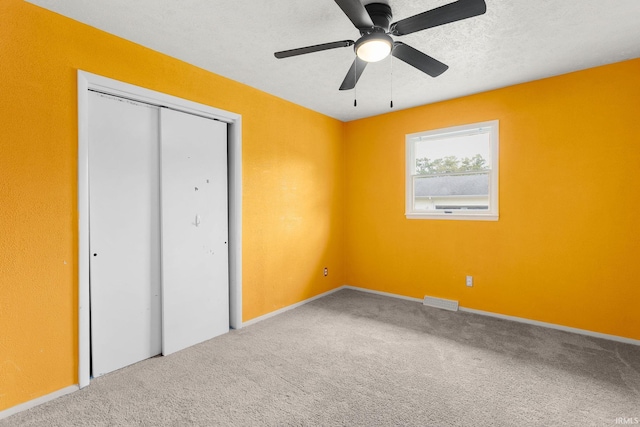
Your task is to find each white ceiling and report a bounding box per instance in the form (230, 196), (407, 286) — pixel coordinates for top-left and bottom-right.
(26, 0), (640, 122)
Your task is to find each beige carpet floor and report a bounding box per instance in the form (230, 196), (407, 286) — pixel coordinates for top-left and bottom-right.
(3, 289), (639, 426)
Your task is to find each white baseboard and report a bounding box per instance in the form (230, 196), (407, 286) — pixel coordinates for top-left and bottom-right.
(0, 385), (78, 421)
(459, 306), (640, 346)
(342, 285), (640, 346)
(242, 287), (345, 327)
(342, 285), (424, 303)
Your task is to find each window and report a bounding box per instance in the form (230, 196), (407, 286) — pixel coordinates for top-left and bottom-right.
(405, 120), (499, 220)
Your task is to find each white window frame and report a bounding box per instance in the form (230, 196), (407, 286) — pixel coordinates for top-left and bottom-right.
(405, 120), (499, 221)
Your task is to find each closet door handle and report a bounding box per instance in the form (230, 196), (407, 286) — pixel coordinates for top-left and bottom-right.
(195, 215), (201, 227)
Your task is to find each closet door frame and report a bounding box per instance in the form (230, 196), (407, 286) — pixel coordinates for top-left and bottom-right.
(77, 70), (243, 389)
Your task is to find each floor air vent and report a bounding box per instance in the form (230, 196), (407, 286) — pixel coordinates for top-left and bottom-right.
(423, 296), (459, 312)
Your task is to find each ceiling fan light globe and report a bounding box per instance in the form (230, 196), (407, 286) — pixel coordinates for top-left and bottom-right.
(355, 33), (393, 62)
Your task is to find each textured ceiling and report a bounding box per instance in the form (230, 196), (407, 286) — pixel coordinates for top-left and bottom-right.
(26, 0), (640, 122)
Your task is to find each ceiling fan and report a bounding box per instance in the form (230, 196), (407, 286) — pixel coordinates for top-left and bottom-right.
(274, 0), (487, 91)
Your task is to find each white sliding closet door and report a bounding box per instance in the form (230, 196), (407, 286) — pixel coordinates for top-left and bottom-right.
(88, 92), (162, 377)
(160, 108), (229, 356)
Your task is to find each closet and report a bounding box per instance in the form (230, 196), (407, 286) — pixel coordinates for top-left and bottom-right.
(87, 91), (229, 377)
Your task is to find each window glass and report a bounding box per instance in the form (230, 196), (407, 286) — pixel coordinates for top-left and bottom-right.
(406, 121), (498, 220)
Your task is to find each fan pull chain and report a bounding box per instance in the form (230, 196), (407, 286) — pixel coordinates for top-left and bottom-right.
(390, 56), (394, 109)
(354, 59), (358, 107)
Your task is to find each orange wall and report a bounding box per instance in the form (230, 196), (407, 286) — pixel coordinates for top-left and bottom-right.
(0, 0), (345, 411)
(344, 58), (640, 341)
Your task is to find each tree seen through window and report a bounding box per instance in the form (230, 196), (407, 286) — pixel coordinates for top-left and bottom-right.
(415, 154), (488, 175)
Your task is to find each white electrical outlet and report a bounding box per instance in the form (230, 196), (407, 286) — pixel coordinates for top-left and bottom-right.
(466, 275), (473, 287)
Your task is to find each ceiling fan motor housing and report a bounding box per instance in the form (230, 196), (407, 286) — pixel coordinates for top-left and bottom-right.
(363, 3), (393, 33)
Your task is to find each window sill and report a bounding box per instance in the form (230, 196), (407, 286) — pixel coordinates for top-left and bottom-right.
(405, 212), (499, 221)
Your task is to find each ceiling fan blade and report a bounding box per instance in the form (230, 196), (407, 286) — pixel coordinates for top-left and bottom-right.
(275, 40), (354, 59)
(334, 0), (374, 30)
(392, 42), (448, 77)
(339, 57), (368, 90)
(390, 0), (486, 36)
